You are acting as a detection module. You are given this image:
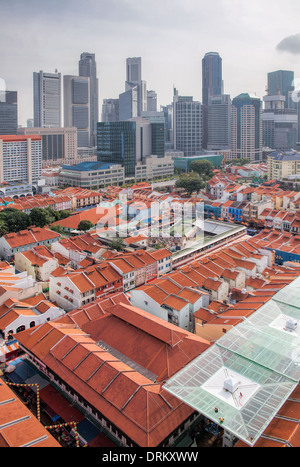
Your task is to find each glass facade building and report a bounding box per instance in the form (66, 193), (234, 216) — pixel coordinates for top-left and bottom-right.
(79, 53), (99, 147)
(0, 91), (18, 135)
(267, 70), (294, 109)
(97, 121), (136, 177)
(202, 52), (223, 106)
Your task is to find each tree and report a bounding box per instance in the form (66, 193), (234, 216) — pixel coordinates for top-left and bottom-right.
(0, 209), (31, 233)
(227, 158), (250, 166)
(78, 220), (94, 231)
(109, 238), (124, 251)
(29, 207), (49, 228)
(50, 224), (64, 235)
(190, 159), (214, 179)
(0, 220), (8, 236)
(175, 173), (205, 196)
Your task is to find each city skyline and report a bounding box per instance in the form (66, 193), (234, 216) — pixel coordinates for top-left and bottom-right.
(2, 0), (300, 126)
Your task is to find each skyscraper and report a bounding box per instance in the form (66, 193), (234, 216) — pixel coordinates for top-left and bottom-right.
(202, 52), (223, 106)
(33, 71), (61, 128)
(173, 89), (202, 156)
(207, 94), (232, 151)
(231, 93), (262, 161)
(101, 99), (119, 122)
(126, 57), (142, 84)
(0, 91), (18, 135)
(267, 70), (295, 109)
(263, 94), (297, 151)
(64, 75), (90, 148)
(79, 53), (99, 146)
(120, 57), (147, 118)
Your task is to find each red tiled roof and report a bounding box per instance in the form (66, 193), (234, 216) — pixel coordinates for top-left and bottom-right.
(17, 304), (210, 447)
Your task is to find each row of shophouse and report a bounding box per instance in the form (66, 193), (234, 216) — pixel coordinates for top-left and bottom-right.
(2, 229), (300, 448)
(205, 173), (300, 232)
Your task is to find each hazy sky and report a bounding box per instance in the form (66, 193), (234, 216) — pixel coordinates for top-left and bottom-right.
(2, 0), (300, 126)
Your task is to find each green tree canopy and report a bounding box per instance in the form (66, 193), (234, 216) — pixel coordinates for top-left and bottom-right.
(109, 238), (124, 251)
(175, 173), (206, 196)
(29, 207), (49, 228)
(0, 208), (31, 233)
(190, 159), (214, 178)
(78, 220), (94, 231)
(227, 158), (250, 166)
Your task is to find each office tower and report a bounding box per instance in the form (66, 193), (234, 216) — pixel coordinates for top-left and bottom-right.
(147, 90), (157, 112)
(173, 89), (202, 156)
(79, 53), (99, 146)
(207, 94), (232, 151)
(64, 75), (90, 148)
(141, 110), (165, 156)
(267, 70), (295, 109)
(120, 57), (147, 118)
(263, 94), (297, 151)
(119, 87), (138, 121)
(202, 52), (223, 106)
(97, 117), (161, 177)
(231, 93), (263, 161)
(18, 126), (78, 166)
(161, 104), (174, 149)
(33, 71), (61, 128)
(126, 57), (142, 84)
(0, 91), (18, 135)
(101, 99), (119, 122)
(97, 121), (136, 177)
(0, 135), (42, 184)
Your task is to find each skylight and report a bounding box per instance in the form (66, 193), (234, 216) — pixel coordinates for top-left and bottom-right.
(163, 276), (300, 446)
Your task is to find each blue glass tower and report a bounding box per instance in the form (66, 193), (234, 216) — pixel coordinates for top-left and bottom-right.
(202, 52), (223, 106)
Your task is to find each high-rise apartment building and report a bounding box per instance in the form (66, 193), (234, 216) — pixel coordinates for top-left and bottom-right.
(173, 89), (202, 156)
(0, 91), (18, 135)
(64, 75), (90, 149)
(18, 126), (78, 166)
(202, 52), (223, 106)
(231, 93), (263, 161)
(33, 71), (61, 128)
(79, 53), (99, 146)
(267, 70), (295, 109)
(0, 135), (42, 184)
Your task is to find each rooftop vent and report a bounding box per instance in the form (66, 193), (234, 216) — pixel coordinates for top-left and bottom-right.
(223, 377), (239, 394)
(285, 318), (298, 332)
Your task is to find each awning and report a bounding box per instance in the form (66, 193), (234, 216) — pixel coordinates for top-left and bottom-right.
(39, 385), (85, 423)
(13, 361), (37, 381)
(5, 360), (37, 383)
(75, 419), (100, 444)
(88, 432), (116, 447)
(43, 405), (61, 422)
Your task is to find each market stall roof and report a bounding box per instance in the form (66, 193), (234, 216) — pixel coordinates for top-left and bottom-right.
(164, 276), (300, 446)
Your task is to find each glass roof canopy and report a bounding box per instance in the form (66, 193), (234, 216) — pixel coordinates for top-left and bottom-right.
(163, 276), (300, 446)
